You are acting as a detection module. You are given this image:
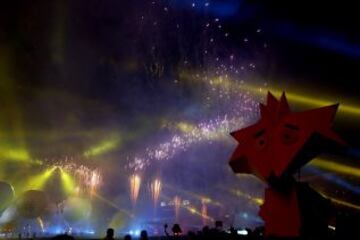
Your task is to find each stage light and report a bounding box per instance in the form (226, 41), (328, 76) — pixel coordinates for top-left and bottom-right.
(59, 168), (75, 194)
(268, 90), (360, 117)
(205, 74), (360, 118)
(329, 197), (360, 210)
(237, 229), (248, 235)
(311, 158), (360, 178)
(0, 148), (30, 162)
(37, 217), (44, 232)
(161, 194), (214, 222)
(93, 192), (133, 217)
(128, 229), (141, 237)
(182, 204), (214, 222)
(328, 225), (336, 231)
(317, 190), (360, 210)
(26, 167), (57, 190)
(163, 183), (223, 207)
(224, 187), (264, 205)
(85, 230), (95, 235)
(84, 136), (121, 158)
(238, 83), (360, 118)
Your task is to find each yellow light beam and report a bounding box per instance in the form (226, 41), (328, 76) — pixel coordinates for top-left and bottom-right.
(264, 89), (360, 116)
(59, 168), (76, 195)
(0, 148), (30, 162)
(237, 82), (360, 117)
(0, 48), (28, 154)
(84, 136), (121, 158)
(163, 183), (223, 207)
(218, 186), (264, 205)
(311, 158), (360, 178)
(161, 194), (214, 222)
(37, 217), (44, 232)
(232, 189), (264, 205)
(93, 192), (133, 217)
(318, 191), (360, 211)
(26, 167), (57, 190)
(330, 197), (360, 211)
(206, 74), (360, 118)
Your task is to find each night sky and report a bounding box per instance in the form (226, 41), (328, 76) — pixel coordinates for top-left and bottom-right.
(0, 0), (359, 233)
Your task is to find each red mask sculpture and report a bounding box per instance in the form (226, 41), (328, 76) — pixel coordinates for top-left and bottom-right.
(229, 92), (346, 237)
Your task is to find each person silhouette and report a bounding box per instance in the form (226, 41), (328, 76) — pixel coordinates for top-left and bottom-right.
(124, 234), (131, 240)
(172, 224), (182, 236)
(164, 224), (169, 237)
(51, 234), (74, 240)
(104, 228), (115, 240)
(140, 230), (148, 240)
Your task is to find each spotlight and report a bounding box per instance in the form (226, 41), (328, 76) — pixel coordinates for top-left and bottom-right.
(59, 168), (75, 194)
(129, 230), (140, 237)
(237, 229), (248, 235)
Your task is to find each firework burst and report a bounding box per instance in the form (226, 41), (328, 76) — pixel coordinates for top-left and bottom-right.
(129, 174), (141, 206)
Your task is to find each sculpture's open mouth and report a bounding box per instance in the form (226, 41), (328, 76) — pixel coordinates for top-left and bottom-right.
(229, 155), (252, 174)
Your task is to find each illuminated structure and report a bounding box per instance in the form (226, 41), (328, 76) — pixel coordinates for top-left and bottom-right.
(229, 92), (346, 237)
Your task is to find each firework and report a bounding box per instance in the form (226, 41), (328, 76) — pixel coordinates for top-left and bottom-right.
(174, 195), (181, 221)
(201, 198), (209, 226)
(124, 19), (263, 171)
(129, 174), (141, 205)
(128, 115), (250, 171)
(150, 178), (162, 207)
(41, 156), (102, 195)
(89, 170), (101, 194)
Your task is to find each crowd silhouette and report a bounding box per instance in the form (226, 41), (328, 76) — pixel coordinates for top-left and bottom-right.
(43, 211), (360, 240)
(46, 222), (262, 240)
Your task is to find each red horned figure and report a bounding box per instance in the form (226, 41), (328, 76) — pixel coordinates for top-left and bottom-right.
(229, 92), (346, 237)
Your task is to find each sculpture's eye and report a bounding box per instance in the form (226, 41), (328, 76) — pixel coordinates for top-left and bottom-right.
(281, 124), (299, 145)
(253, 129), (267, 151)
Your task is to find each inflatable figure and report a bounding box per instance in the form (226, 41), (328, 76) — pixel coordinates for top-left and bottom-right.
(229, 92), (346, 237)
